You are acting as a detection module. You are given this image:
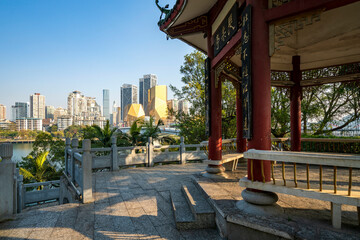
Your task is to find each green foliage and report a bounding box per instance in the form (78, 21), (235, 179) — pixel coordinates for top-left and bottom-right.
(64, 125), (84, 138)
(19, 151), (61, 184)
(142, 117), (163, 142)
(221, 81), (237, 139)
(24, 132), (65, 167)
(170, 51), (238, 143)
(170, 51), (206, 115)
(128, 119), (145, 146)
(271, 87), (290, 137)
(92, 120), (117, 147)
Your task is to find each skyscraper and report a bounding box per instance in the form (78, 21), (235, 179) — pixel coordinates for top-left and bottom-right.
(67, 91), (87, 116)
(103, 89), (110, 120)
(148, 85), (168, 124)
(45, 105), (56, 119)
(11, 102), (29, 121)
(30, 93), (45, 119)
(139, 74), (157, 116)
(178, 99), (189, 115)
(120, 84), (138, 120)
(0, 104), (6, 120)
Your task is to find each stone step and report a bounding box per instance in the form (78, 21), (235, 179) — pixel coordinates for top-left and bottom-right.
(170, 189), (196, 230)
(181, 182), (216, 229)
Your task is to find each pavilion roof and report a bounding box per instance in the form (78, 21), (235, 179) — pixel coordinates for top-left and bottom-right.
(158, 0), (360, 73)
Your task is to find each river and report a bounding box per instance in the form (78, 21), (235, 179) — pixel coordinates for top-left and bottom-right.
(11, 143), (33, 163)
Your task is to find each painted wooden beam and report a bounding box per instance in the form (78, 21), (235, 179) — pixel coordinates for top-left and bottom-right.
(265, 0), (359, 23)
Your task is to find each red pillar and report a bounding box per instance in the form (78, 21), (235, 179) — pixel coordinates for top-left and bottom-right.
(207, 28), (222, 162)
(247, 0), (271, 182)
(236, 88), (247, 152)
(290, 56), (302, 151)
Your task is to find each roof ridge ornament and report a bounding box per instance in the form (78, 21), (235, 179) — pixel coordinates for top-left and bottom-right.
(155, 0), (171, 26)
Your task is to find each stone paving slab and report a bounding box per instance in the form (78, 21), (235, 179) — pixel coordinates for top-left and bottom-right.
(0, 163), (222, 240)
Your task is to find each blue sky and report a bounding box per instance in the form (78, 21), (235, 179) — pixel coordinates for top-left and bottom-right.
(0, 0), (194, 118)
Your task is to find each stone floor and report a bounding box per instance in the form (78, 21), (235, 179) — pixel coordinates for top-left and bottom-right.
(0, 161), (359, 239)
(0, 163), (222, 240)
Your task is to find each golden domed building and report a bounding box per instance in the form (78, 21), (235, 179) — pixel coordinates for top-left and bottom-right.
(124, 104), (145, 126)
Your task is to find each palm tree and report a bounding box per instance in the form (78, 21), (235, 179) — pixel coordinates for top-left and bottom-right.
(92, 120), (117, 147)
(142, 117), (163, 143)
(128, 119), (145, 146)
(19, 151), (57, 184)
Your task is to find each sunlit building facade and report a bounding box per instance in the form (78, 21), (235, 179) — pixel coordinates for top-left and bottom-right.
(30, 93), (45, 119)
(148, 85), (168, 124)
(139, 74), (157, 116)
(124, 104), (145, 126)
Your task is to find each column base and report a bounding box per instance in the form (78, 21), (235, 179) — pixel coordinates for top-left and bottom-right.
(237, 189), (283, 216)
(203, 165), (228, 179)
(236, 200), (283, 216)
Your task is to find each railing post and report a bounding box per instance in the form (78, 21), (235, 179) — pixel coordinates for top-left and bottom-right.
(71, 138), (79, 182)
(16, 169), (23, 213)
(147, 137), (154, 167)
(65, 138), (71, 175)
(0, 143), (16, 221)
(180, 137), (186, 165)
(111, 136), (119, 171)
(82, 139), (93, 203)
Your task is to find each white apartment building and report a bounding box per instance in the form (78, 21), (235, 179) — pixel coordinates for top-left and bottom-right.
(16, 118), (43, 131)
(30, 93), (46, 119)
(57, 115), (73, 131)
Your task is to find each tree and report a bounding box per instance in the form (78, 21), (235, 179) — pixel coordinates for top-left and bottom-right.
(310, 82), (360, 135)
(128, 119), (145, 146)
(222, 81), (237, 139)
(170, 51), (206, 115)
(92, 120), (117, 147)
(142, 117), (163, 142)
(26, 132), (65, 167)
(170, 51), (238, 143)
(19, 151), (61, 184)
(271, 87), (290, 137)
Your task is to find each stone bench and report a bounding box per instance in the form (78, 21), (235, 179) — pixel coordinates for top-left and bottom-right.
(239, 149), (360, 229)
(204, 153), (244, 171)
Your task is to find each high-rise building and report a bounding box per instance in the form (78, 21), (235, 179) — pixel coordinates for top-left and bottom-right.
(139, 74), (157, 116)
(67, 90), (105, 127)
(103, 89), (110, 120)
(120, 84), (138, 120)
(178, 99), (189, 115)
(167, 99), (179, 123)
(53, 107), (67, 121)
(0, 104), (7, 120)
(16, 118), (42, 131)
(116, 107), (121, 125)
(57, 116), (73, 131)
(110, 101), (117, 126)
(148, 85), (168, 124)
(30, 93), (45, 119)
(67, 91), (87, 116)
(11, 102), (29, 121)
(167, 99), (179, 113)
(45, 105), (56, 119)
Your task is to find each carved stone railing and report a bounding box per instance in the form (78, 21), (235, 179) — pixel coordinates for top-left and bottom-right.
(240, 149), (360, 229)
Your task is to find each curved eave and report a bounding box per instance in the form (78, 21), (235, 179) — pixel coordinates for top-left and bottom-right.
(159, 0), (187, 32)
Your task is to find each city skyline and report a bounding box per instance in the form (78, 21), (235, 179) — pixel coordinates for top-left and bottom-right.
(0, 0), (193, 118)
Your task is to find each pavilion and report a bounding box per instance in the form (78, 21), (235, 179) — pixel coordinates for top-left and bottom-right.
(157, 0), (360, 210)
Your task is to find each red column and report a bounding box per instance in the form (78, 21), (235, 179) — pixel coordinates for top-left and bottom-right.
(290, 56), (302, 151)
(207, 28), (222, 162)
(236, 88), (247, 152)
(247, 0), (271, 182)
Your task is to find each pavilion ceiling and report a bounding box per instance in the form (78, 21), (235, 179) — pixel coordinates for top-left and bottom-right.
(270, 1), (360, 71)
